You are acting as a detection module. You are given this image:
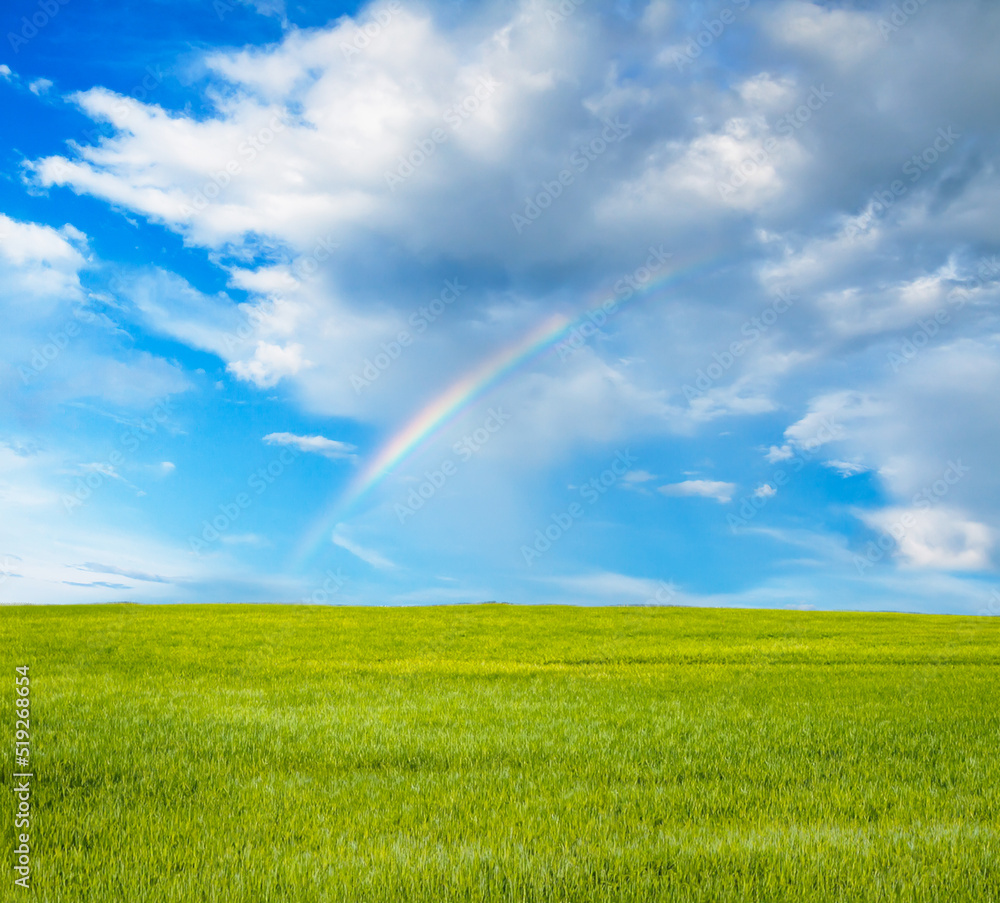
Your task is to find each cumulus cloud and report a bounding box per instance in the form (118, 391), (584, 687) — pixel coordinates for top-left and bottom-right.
(228, 342), (311, 388)
(22, 0), (999, 450)
(762, 0), (883, 66)
(659, 480), (736, 503)
(861, 507), (994, 571)
(0, 213), (87, 300)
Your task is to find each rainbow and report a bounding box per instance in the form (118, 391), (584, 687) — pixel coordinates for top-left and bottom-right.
(291, 253), (720, 566)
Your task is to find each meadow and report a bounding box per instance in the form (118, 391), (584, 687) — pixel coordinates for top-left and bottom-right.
(2, 603), (998, 902)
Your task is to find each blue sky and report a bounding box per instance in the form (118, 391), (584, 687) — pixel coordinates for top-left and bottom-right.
(2, 0), (999, 612)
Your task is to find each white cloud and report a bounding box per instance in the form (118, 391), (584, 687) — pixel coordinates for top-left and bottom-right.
(332, 524), (395, 569)
(236, 0), (286, 20)
(736, 73), (796, 109)
(70, 562), (169, 583)
(608, 115), (799, 217)
(815, 269), (955, 338)
(263, 432), (357, 460)
(18, 0), (987, 460)
(659, 480), (736, 503)
(640, 0), (674, 35)
(220, 533), (268, 546)
(228, 342), (311, 388)
(763, 1), (882, 66)
(784, 391), (875, 450)
(77, 462), (144, 496)
(546, 571), (683, 605)
(824, 460), (868, 477)
(861, 507), (994, 571)
(0, 213), (87, 300)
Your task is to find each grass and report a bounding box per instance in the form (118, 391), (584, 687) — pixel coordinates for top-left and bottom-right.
(2, 603), (999, 902)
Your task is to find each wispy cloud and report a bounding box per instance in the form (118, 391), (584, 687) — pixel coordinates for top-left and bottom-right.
(71, 562), (170, 583)
(623, 470), (657, 484)
(332, 525), (395, 570)
(77, 463), (145, 496)
(220, 533), (268, 547)
(659, 480), (736, 504)
(824, 460), (869, 477)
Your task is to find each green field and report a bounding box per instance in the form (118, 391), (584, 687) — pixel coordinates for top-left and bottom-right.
(2, 604), (999, 902)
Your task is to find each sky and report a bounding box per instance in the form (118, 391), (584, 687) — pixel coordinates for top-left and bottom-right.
(1, 0), (999, 613)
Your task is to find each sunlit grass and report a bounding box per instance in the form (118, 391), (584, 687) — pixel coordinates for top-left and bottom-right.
(2, 604), (998, 902)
